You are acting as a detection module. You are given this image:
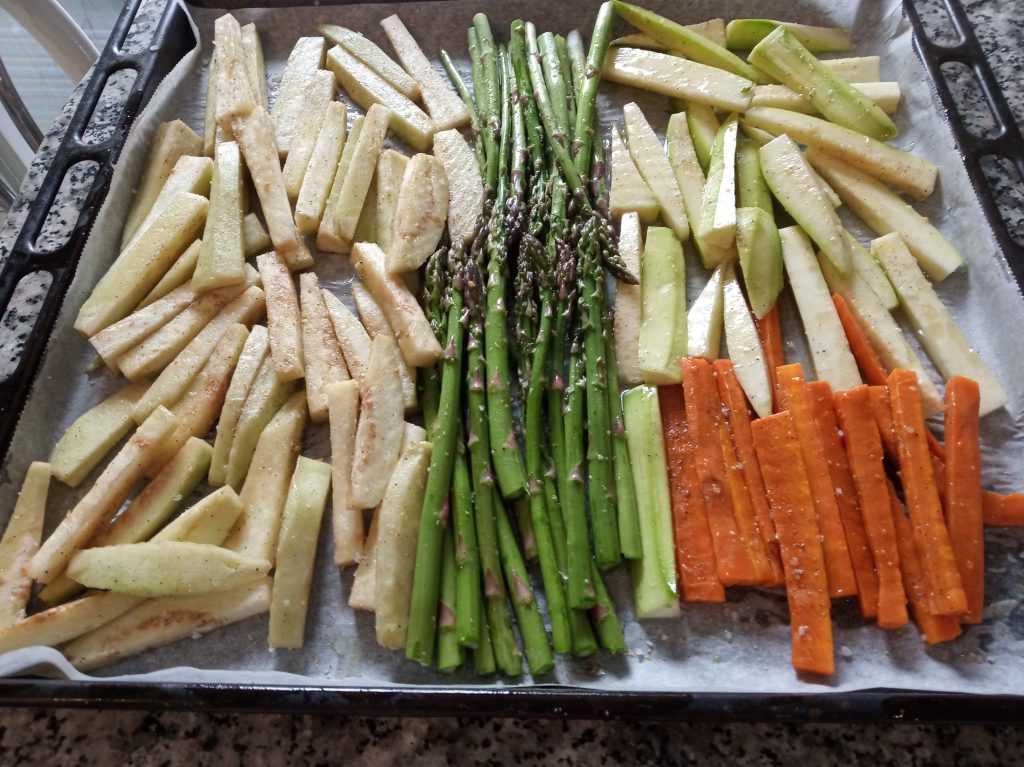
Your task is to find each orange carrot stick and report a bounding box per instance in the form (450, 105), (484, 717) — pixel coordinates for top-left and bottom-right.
(751, 411), (835, 676)
(867, 385), (900, 462)
(775, 363), (858, 599)
(718, 419), (775, 584)
(713, 359), (785, 585)
(832, 294), (888, 386)
(888, 483), (961, 644)
(983, 492), (1024, 525)
(944, 376), (984, 624)
(887, 369), (967, 616)
(659, 385), (725, 602)
(926, 431), (946, 463)
(808, 380), (881, 620)
(834, 386), (908, 629)
(755, 304), (785, 412)
(682, 357), (758, 586)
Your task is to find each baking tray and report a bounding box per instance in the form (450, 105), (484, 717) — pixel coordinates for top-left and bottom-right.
(0, 0), (1023, 721)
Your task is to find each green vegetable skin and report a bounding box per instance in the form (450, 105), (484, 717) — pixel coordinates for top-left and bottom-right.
(622, 386), (680, 619)
(612, 0), (764, 83)
(736, 207), (783, 320)
(698, 114), (739, 249)
(749, 26), (897, 141)
(725, 19), (853, 52)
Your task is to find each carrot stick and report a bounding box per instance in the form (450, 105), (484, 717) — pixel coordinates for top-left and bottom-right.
(867, 385), (900, 462)
(755, 304), (785, 412)
(659, 385), (725, 602)
(944, 376), (984, 624)
(887, 369), (967, 616)
(808, 380), (880, 620)
(926, 431), (946, 463)
(983, 492), (1024, 525)
(832, 294), (888, 386)
(751, 411), (835, 676)
(834, 386), (908, 629)
(718, 419), (775, 584)
(682, 357), (759, 586)
(888, 482), (961, 644)
(775, 363), (858, 599)
(713, 359), (785, 585)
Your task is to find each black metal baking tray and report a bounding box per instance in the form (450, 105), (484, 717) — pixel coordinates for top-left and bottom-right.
(0, 0), (1022, 721)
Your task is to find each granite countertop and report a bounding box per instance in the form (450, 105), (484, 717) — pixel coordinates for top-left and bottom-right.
(0, 0), (1022, 761)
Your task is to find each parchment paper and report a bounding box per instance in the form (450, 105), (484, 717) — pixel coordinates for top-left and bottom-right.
(2, 0), (1024, 695)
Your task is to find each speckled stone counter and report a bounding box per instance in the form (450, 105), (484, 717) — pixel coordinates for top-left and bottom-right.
(0, 0), (1022, 761)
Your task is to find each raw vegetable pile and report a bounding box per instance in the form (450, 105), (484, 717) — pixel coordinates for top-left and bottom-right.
(1, 1), (1022, 679)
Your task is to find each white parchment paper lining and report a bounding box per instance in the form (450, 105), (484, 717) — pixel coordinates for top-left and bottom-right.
(2, 0), (1024, 695)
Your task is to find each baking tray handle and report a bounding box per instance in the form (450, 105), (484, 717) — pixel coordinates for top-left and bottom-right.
(904, 0), (1024, 277)
(0, 0), (195, 466)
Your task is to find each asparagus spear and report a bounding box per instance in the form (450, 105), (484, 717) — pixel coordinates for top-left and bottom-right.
(437, 525), (464, 672)
(453, 436), (481, 648)
(405, 247), (466, 666)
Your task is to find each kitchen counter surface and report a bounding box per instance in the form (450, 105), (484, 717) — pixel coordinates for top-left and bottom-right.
(0, 0), (1021, 762)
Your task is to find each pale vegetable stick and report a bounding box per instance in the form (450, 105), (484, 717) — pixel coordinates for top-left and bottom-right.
(350, 282), (417, 411)
(239, 23), (268, 111)
(326, 45), (435, 151)
(379, 14), (469, 131)
(116, 270), (257, 382)
(349, 510), (379, 610)
(225, 391), (307, 562)
(49, 382), (149, 488)
(722, 263), (773, 418)
(623, 102), (689, 240)
(317, 103), (391, 254)
(148, 323), (248, 470)
(233, 107), (312, 269)
(137, 239), (203, 310)
(319, 24), (419, 99)
(350, 335), (406, 509)
(350, 242), (442, 366)
(257, 251), (305, 382)
(213, 14), (257, 132)
(299, 272), (350, 422)
(92, 437), (213, 548)
(241, 212), (271, 257)
(151, 486), (244, 546)
(327, 380), (361, 566)
(75, 193), (209, 336)
(130, 285), (265, 422)
(295, 101), (347, 236)
(374, 440), (432, 649)
(432, 129), (482, 247)
(281, 71), (335, 201)
(272, 36), (326, 157)
(318, 115), (363, 243)
(268, 457), (332, 648)
(63, 579), (271, 672)
(0, 591), (144, 655)
(124, 156), (213, 252)
(209, 326), (269, 487)
(322, 289), (372, 386)
(779, 226), (862, 391)
(609, 125), (658, 224)
(121, 120), (203, 248)
(374, 150), (409, 254)
(28, 406), (181, 584)
(67, 540), (269, 598)
(193, 140), (246, 291)
(614, 212), (643, 386)
(0, 462), (50, 628)
(224, 356), (300, 491)
(387, 153), (449, 272)
(873, 233), (1007, 416)
(751, 82), (901, 115)
(203, 50), (219, 156)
